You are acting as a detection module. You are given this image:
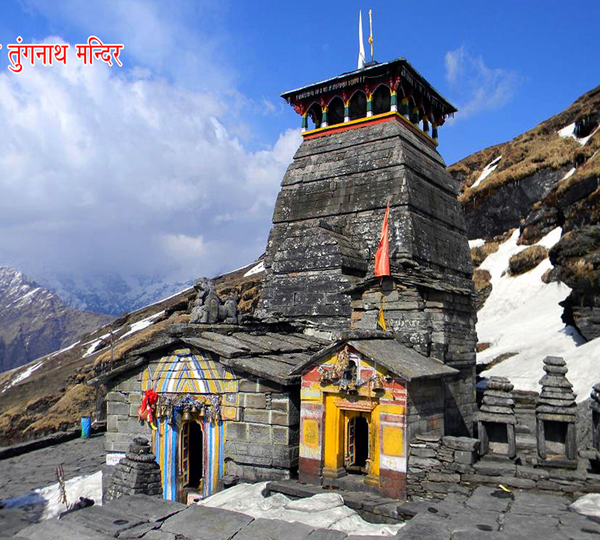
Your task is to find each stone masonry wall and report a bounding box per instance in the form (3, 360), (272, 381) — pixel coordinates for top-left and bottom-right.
(352, 281), (477, 436)
(223, 377), (300, 482)
(258, 120), (475, 328)
(105, 368), (300, 483)
(407, 434), (600, 499)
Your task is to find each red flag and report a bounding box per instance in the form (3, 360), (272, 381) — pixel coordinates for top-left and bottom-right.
(374, 204), (390, 277)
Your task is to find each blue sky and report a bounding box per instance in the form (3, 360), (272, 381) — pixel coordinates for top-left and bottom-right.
(0, 0), (598, 290)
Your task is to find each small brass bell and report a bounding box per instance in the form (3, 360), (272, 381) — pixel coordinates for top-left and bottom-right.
(373, 377), (384, 391)
(182, 408), (192, 422)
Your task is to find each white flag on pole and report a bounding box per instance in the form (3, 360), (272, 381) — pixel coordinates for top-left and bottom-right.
(358, 10), (366, 69)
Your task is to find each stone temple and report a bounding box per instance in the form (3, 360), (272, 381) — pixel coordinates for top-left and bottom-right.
(99, 54), (479, 502)
(259, 57), (477, 436)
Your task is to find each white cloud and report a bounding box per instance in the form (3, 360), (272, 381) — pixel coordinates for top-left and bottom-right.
(444, 46), (520, 120)
(0, 36), (302, 284)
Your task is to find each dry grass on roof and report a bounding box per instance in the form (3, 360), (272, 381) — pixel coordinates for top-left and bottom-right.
(93, 313), (190, 367)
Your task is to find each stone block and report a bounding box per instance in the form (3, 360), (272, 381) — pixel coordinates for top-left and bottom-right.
(161, 505), (254, 540)
(243, 393), (267, 409)
(410, 447), (437, 458)
(231, 518), (314, 540)
(113, 378), (143, 393)
(442, 436), (480, 452)
(473, 460), (516, 476)
(239, 378), (283, 393)
(421, 481), (449, 494)
(107, 391), (127, 403)
(409, 457), (442, 468)
(428, 471), (460, 483)
(129, 402), (142, 417)
(271, 398), (291, 413)
(272, 409), (299, 426)
(272, 426), (298, 445)
(248, 423), (273, 442)
(454, 450), (477, 465)
(117, 418), (148, 435)
(243, 408), (271, 425)
(497, 476), (536, 489)
(107, 401), (130, 416)
(226, 422), (248, 442)
(515, 466), (549, 481)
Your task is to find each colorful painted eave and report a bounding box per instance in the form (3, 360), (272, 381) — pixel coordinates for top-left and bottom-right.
(281, 56), (457, 115)
(302, 111), (438, 147)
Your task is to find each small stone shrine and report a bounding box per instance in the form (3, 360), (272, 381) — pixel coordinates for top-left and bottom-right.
(105, 437), (162, 501)
(476, 376), (516, 458)
(536, 356), (577, 465)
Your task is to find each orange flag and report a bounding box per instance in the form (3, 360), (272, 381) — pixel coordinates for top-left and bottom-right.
(374, 204), (390, 277)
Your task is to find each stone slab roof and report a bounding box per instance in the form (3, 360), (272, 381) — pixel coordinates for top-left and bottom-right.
(90, 325), (329, 387)
(291, 337), (458, 382)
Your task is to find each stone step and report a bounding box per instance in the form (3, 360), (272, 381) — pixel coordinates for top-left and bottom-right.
(515, 423), (533, 434)
(516, 436), (537, 448)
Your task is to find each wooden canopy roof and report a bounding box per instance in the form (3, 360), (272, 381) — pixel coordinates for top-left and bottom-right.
(281, 57), (457, 122)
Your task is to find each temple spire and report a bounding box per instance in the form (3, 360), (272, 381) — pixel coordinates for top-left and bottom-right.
(357, 11), (366, 69)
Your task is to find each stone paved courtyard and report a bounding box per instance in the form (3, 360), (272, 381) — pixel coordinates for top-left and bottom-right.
(0, 434), (106, 536)
(0, 434), (105, 499)
(5, 486), (600, 539)
(1, 435), (599, 539)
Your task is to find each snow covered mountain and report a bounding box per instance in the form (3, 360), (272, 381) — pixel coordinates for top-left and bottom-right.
(0, 259), (261, 445)
(36, 272), (193, 316)
(450, 83), (600, 399)
(0, 267), (113, 373)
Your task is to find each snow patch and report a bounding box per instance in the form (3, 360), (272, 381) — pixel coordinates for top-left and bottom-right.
(2, 361), (44, 392)
(469, 238), (486, 249)
(1, 471), (102, 520)
(476, 228), (592, 399)
(243, 261), (265, 278)
(536, 226), (563, 249)
(558, 122), (599, 146)
(570, 493), (600, 518)
(558, 122), (576, 139)
(49, 340), (81, 358)
(119, 311), (165, 340)
(561, 167), (576, 181)
(472, 155), (501, 189)
(199, 482), (404, 537)
(82, 333), (111, 358)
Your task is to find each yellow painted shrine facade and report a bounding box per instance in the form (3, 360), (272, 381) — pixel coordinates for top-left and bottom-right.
(298, 343), (408, 499)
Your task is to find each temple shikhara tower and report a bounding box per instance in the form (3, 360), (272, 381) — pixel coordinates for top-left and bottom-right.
(259, 55), (477, 438)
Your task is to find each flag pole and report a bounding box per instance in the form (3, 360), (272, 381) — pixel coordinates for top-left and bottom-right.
(368, 9), (374, 62)
(358, 10), (366, 69)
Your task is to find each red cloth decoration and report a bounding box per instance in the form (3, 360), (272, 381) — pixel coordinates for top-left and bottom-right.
(138, 388), (158, 428)
(374, 204), (390, 277)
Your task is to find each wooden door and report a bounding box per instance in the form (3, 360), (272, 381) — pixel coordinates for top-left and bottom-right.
(346, 416), (356, 467)
(179, 422), (190, 499)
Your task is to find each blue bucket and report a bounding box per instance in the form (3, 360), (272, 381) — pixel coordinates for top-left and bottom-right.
(81, 416), (91, 438)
